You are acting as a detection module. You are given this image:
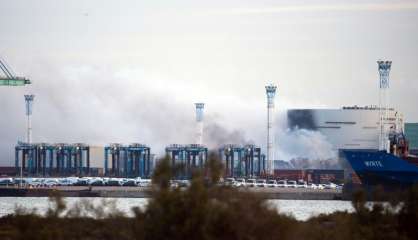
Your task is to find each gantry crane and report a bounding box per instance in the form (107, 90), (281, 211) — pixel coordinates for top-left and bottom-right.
(0, 57), (31, 86)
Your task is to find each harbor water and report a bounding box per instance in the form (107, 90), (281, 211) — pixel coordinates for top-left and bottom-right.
(0, 197), (354, 221)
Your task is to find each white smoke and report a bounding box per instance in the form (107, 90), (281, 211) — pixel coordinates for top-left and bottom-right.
(274, 110), (338, 167)
(277, 128), (337, 159)
(203, 116), (254, 150)
(0, 63), (197, 165)
(1, 61), (338, 169)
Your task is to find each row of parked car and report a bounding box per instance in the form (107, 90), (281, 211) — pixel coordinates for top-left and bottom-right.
(0, 177), (342, 190)
(222, 178), (342, 190)
(0, 177), (152, 187)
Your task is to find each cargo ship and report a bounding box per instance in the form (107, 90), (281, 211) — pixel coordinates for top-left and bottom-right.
(339, 60), (418, 189)
(342, 131), (418, 188)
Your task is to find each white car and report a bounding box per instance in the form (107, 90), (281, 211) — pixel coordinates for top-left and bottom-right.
(106, 178), (123, 186)
(286, 180), (297, 188)
(0, 178), (14, 186)
(27, 178), (43, 187)
(134, 177), (142, 185)
(234, 178), (246, 187)
(43, 178), (59, 187)
(138, 179), (152, 187)
(14, 178), (27, 185)
(256, 179), (267, 187)
(224, 178), (235, 187)
(90, 178), (106, 186)
(170, 180), (179, 188)
(307, 183), (318, 189)
(246, 179), (256, 187)
(59, 178), (77, 186)
(324, 182), (337, 189)
(277, 180), (287, 188)
(297, 180), (307, 188)
(267, 180), (277, 187)
(118, 178), (130, 185)
(122, 179), (138, 186)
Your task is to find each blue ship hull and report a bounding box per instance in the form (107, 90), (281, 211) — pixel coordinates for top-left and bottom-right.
(342, 150), (418, 187)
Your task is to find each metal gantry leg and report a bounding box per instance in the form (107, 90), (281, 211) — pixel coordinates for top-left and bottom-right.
(15, 148), (19, 173)
(123, 149), (128, 177)
(104, 148), (109, 176)
(42, 150), (46, 176)
(49, 149), (53, 176)
(111, 152), (116, 176)
(128, 151), (133, 176)
(86, 147), (90, 175)
(146, 149), (150, 177)
(22, 151), (27, 175)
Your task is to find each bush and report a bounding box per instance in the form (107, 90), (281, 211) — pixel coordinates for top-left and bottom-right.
(1, 155), (418, 240)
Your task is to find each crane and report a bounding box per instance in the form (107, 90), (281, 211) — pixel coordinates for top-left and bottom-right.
(0, 57), (31, 86)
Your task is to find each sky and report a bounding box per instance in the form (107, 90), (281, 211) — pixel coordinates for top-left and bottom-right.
(0, 0), (417, 165)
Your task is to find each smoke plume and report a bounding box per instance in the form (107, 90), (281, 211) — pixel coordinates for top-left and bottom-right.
(275, 111), (339, 168)
(203, 117), (254, 149)
(0, 62), (197, 165)
(1, 61), (337, 169)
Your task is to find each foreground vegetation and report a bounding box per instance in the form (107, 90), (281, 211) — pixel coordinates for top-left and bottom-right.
(0, 154), (418, 240)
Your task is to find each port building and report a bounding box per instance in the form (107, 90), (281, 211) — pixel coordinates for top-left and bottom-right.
(287, 106), (404, 151)
(286, 106), (404, 181)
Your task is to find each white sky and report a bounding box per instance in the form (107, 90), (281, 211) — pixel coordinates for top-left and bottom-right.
(0, 0), (417, 165)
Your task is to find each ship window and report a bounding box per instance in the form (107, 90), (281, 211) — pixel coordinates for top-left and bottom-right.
(316, 126), (341, 129)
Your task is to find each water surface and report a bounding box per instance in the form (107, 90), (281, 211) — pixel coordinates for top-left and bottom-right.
(0, 197), (354, 221)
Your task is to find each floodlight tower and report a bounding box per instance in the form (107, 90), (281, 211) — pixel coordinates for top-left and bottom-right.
(195, 103), (205, 145)
(377, 60), (391, 151)
(265, 84), (277, 175)
(24, 94), (35, 144)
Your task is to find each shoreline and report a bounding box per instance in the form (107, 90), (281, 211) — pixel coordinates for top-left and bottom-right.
(0, 186), (343, 200)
